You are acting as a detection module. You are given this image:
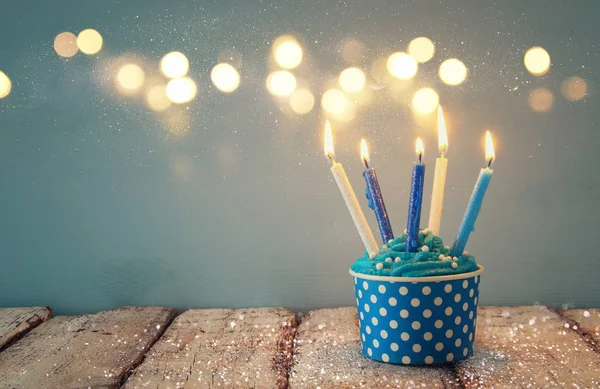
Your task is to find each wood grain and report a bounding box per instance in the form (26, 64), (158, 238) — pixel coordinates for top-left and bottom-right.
(456, 306), (600, 388)
(0, 306), (176, 389)
(289, 307), (461, 388)
(560, 308), (600, 353)
(0, 307), (52, 352)
(123, 307), (296, 389)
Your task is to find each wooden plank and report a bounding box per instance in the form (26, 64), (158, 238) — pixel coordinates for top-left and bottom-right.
(456, 306), (600, 388)
(0, 306), (176, 389)
(560, 308), (600, 353)
(289, 307), (461, 388)
(0, 307), (52, 352)
(123, 307), (296, 389)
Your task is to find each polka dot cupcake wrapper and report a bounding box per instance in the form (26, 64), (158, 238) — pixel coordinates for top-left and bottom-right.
(351, 266), (482, 365)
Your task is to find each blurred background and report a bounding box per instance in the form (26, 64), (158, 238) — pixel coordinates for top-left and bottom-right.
(0, 0), (598, 314)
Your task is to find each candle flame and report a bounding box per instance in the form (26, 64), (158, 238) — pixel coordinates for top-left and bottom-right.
(437, 105), (448, 156)
(360, 139), (370, 168)
(324, 120), (335, 161)
(485, 130), (495, 167)
(416, 137), (424, 162)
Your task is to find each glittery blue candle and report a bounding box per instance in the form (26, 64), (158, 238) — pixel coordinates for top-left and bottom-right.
(406, 138), (425, 252)
(451, 131), (496, 257)
(360, 140), (394, 244)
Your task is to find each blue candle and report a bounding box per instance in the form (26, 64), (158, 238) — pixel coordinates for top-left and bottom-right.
(406, 138), (425, 252)
(360, 140), (394, 244)
(451, 131), (496, 257)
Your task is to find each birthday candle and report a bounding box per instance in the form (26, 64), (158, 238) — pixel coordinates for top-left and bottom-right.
(324, 122), (379, 257)
(428, 106), (449, 236)
(450, 131), (495, 257)
(406, 138), (425, 252)
(360, 139), (394, 244)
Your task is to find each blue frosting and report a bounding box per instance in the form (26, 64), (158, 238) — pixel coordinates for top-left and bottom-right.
(350, 229), (479, 277)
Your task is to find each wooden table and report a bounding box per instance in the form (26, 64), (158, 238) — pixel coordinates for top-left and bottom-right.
(1, 306), (598, 388)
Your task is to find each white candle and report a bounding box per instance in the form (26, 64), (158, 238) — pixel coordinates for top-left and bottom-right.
(428, 105), (449, 236)
(324, 121), (379, 257)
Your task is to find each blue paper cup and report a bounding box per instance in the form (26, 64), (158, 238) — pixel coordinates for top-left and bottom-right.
(350, 265), (483, 365)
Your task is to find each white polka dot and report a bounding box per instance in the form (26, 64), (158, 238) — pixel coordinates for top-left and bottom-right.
(391, 342), (399, 351)
(463, 280), (469, 289)
(390, 320), (398, 329)
(425, 356), (434, 364)
(366, 325), (371, 334)
(367, 347), (373, 356)
(435, 342), (444, 351)
(399, 286), (408, 295)
(434, 297), (443, 306)
(373, 339), (379, 348)
(380, 330), (388, 339)
(445, 329), (453, 338)
(446, 353), (454, 361)
(455, 316), (462, 325)
(402, 356), (411, 364)
(422, 286), (431, 295)
(401, 332), (410, 341)
(445, 307), (453, 316)
(363, 281), (369, 290)
(411, 298), (420, 307)
(382, 353), (390, 362)
(469, 332), (473, 341)
(364, 303), (370, 312)
(444, 284), (452, 293)
(412, 321), (421, 330)
(356, 298), (359, 306)
(463, 324), (468, 333)
(378, 285), (386, 294)
(400, 309), (409, 319)
(413, 344), (422, 352)
(358, 290), (363, 298)
(455, 338), (462, 347)
(463, 347), (469, 356)
(454, 293), (462, 303)
(469, 311), (474, 319)
(474, 297), (478, 305)
(354, 277), (357, 284)
(463, 302), (469, 311)
(475, 275), (479, 283)
(421, 309), (431, 319)
(372, 317), (379, 326)
(434, 320), (443, 329)
(389, 297), (397, 306)
(362, 333), (366, 341)
(469, 289), (474, 297)
(370, 295), (378, 303)
(423, 332), (433, 341)
(379, 307), (387, 317)
(360, 312), (364, 320)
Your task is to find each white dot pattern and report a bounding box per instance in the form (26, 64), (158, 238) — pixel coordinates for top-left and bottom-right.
(353, 274), (479, 364)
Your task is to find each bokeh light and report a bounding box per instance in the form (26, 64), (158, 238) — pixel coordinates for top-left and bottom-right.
(411, 88), (439, 114)
(561, 76), (587, 101)
(524, 46), (551, 76)
(439, 58), (467, 86)
(408, 37), (435, 63)
(340, 39), (365, 64)
(528, 88), (553, 113)
(54, 32), (78, 58)
(116, 64), (145, 93)
(0, 71), (11, 99)
(266, 70), (296, 97)
(77, 29), (103, 55)
(166, 77), (197, 104)
(272, 35), (303, 69)
(339, 67), (366, 93)
(321, 88), (355, 122)
(387, 52), (418, 80)
(146, 84), (172, 112)
(289, 88), (315, 114)
(210, 63), (240, 93)
(160, 52), (190, 79)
